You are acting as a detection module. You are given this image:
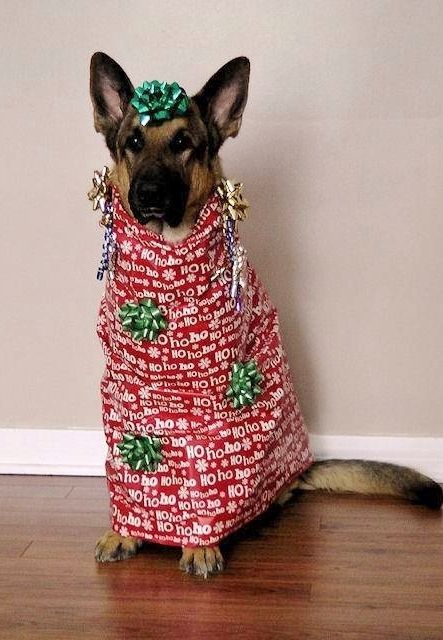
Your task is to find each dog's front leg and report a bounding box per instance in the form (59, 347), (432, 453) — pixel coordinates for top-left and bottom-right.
(179, 546), (224, 578)
(95, 530), (143, 563)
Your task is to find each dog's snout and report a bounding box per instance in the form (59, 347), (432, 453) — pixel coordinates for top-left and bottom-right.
(136, 182), (164, 209)
(128, 170), (189, 228)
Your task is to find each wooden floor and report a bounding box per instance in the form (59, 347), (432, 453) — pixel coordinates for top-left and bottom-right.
(0, 476), (442, 640)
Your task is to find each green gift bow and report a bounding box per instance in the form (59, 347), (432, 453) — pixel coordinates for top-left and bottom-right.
(119, 298), (167, 342)
(226, 360), (263, 408)
(118, 433), (163, 472)
(130, 80), (190, 126)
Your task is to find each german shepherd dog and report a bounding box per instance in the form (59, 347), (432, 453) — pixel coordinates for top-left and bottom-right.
(90, 52), (442, 577)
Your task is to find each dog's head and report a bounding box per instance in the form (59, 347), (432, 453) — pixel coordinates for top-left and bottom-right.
(90, 53), (250, 236)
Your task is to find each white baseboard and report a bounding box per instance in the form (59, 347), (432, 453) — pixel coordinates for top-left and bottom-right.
(1, 428), (107, 477)
(1, 428), (442, 481)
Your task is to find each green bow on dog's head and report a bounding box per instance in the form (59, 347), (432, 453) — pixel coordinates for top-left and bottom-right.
(130, 80), (190, 126)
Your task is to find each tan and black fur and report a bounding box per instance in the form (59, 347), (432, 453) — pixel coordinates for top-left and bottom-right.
(90, 52), (442, 578)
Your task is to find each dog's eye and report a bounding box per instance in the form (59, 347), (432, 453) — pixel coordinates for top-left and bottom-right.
(169, 131), (193, 154)
(125, 133), (144, 153)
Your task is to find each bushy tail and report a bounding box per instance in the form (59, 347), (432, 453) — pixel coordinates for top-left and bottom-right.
(298, 460), (443, 509)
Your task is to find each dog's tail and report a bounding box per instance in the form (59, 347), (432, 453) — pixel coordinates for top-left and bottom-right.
(297, 460), (442, 509)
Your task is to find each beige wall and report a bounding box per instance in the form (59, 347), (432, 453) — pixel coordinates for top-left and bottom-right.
(1, 1), (442, 436)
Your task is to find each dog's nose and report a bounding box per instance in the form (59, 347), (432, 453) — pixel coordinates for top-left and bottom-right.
(136, 182), (164, 209)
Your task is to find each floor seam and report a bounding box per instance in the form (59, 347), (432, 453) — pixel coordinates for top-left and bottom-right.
(19, 540), (34, 558)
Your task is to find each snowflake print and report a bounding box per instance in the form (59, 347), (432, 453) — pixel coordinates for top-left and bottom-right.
(131, 253), (137, 260)
(121, 240), (132, 255)
(219, 336), (227, 347)
(163, 268), (176, 282)
(119, 526), (129, 537)
(141, 518), (153, 532)
(178, 486), (189, 499)
(221, 458), (229, 468)
(209, 318), (219, 331)
(192, 343), (200, 350)
(177, 417), (189, 430)
(137, 358), (148, 371)
(191, 407), (204, 417)
(272, 408), (281, 419)
(139, 386), (150, 400)
(187, 273), (196, 283)
(198, 357), (211, 370)
(242, 437), (252, 451)
(147, 346), (161, 358)
(226, 501), (237, 514)
(214, 522), (224, 534)
(161, 355), (169, 362)
(210, 461), (217, 469)
(185, 251), (195, 263)
(195, 459), (208, 473)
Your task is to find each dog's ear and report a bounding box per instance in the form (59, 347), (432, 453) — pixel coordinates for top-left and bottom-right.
(90, 52), (134, 155)
(194, 57), (250, 154)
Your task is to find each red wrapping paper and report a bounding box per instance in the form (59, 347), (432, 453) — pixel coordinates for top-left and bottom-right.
(97, 187), (313, 547)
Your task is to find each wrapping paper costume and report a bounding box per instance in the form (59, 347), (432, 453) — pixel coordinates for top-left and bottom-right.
(92, 175), (313, 548)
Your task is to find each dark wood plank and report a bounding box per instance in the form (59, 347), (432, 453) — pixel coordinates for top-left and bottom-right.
(0, 484), (72, 498)
(0, 476), (442, 640)
(0, 497), (109, 513)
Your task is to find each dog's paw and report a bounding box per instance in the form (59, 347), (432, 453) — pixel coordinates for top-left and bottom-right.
(179, 546), (224, 578)
(95, 530), (142, 563)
